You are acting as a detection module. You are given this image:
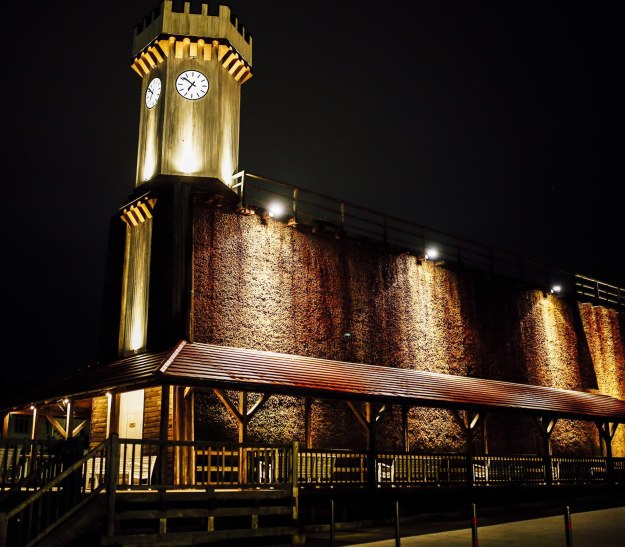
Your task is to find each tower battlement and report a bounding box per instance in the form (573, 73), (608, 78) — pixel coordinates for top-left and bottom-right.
(133, 1), (252, 65)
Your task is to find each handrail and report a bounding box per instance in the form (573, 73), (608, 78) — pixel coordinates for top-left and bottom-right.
(237, 172), (624, 309)
(0, 438), (111, 547)
(0, 440), (74, 506)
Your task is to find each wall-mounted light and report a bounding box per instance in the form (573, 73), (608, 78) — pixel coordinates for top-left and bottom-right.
(418, 247), (444, 266)
(424, 248), (439, 261)
(267, 202), (285, 218)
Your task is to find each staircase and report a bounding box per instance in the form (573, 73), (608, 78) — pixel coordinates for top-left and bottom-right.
(0, 436), (302, 546)
(101, 490), (300, 546)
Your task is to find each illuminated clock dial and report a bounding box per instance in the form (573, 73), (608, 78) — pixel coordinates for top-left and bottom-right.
(145, 77), (161, 109)
(176, 70), (209, 100)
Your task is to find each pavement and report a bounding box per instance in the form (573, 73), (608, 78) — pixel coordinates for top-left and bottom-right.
(304, 494), (625, 546)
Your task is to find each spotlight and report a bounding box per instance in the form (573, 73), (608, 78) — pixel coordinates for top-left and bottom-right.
(550, 285), (562, 294)
(424, 248), (439, 261)
(268, 202), (285, 218)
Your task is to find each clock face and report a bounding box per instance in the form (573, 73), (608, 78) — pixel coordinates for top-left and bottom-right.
(176, 70), (209, 100)
(145, 77), (161, 109)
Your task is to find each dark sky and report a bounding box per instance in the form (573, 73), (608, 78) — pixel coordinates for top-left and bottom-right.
(2, 1), (623, 387)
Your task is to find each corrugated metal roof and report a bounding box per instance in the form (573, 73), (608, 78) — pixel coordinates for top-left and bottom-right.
(6, 341), (624, 423)
(160, 342), (625, 422)
(4, 351), (169, 409)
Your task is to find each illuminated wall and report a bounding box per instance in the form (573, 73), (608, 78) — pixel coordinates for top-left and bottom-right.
(192, 206), (624, 455)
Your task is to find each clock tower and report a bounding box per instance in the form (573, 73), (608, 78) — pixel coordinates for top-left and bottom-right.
(132, 1), (252, 187)
(100, 1), (253, 360)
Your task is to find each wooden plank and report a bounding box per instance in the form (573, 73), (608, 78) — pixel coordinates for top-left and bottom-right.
(101, 526), (298, 545)
(117, 506), (291, 520)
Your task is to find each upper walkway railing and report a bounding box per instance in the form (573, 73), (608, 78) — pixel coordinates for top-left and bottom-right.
(232, 172), (624, 310)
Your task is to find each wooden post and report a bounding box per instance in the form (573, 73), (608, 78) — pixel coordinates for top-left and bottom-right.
(596, 421), (618, 486)
(187, 390), (195, 485)
(66, 400), (73, 439)
(466, 424), (474, 488)
(105, 392), (112, 438)
(1, 413), (9, 438)
(107, 433), (120, 536)
(159, 385), (170, 487)
(304, 398), (313, 449)
(482, 414), (489, 455)
(292, 441), (300, 521)
(535, 416), (557, 486)
(366, 403), (378, 490)
(238, 391), (248, 444)
(108, 393), (119, 436)
(452, 410), (481, 488)
(239, 391), (248, 485)
(30, 407), (38, 440)
(401, 406), (410, 452)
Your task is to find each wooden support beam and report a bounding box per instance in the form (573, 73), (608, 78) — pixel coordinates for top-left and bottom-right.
(534, 416), (558, 486)
(238, 392), (248, 444)
(72, 420), (87, 438)
(46, 415), (67, 439)
(596, 421), (619, 485)
(31, 407), (38, 440)
(346, 401), (369, 432)
(451, 409), (482, 489)
(401, 406), (410, 452)
(213, 389), (269, 445)
(452, 409), (482, 432)
(304, 398), (313, 449)
(247, 393), (270, 421)
(2, 413), (9, 438)
(66, 400), (74, 439)
(213, 389), (244, 423)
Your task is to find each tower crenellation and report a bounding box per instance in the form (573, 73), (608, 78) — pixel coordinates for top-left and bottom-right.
(133, 1), (252, 64)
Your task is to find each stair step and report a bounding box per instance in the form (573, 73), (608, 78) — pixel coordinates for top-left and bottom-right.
(117, 505), (293, 520)
(101, 525), (298, 545)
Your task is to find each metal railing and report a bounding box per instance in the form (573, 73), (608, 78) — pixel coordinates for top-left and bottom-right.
(233, 172), (624, 310)
(574, 275), (625, 309)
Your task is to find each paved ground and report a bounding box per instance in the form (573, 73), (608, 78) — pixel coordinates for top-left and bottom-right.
(305, 496), (625, 546)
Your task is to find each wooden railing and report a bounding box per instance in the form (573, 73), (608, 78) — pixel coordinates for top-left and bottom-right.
(297, 451), (625, 489)
(114, 439), (295, 490)
(0, 437), (112, 547)
(0, 439), (63, 493)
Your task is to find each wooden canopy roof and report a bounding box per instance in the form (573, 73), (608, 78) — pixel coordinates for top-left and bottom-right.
(6, 341), (625, 423)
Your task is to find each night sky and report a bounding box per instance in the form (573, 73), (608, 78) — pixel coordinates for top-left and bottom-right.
(2, 1), (623, 387)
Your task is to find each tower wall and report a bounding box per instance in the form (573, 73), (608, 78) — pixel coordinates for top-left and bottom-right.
(191, 204), (625, 455)
(132, 2), (251, 187)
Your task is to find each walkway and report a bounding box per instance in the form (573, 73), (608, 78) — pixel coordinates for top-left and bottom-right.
(305, 496), (625, 547)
